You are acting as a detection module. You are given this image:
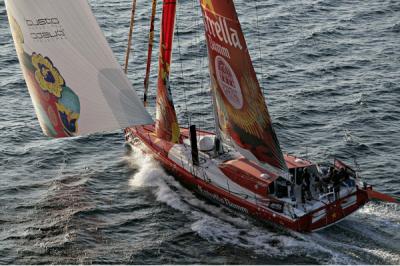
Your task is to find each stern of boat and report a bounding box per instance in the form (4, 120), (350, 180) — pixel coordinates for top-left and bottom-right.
(301, 188), (370, 232)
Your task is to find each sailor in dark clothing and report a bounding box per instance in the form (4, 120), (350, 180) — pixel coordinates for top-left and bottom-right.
(322, 166), (334, 183)
(297, 169), (306, 203)
(332, 168), (342, 199)
(314, 174), (324, 193)
(296, 168), (303, 186)
(302, 168), (312, 200)
(286, 180), (296, 202)
(329, 167), (336, 180)
(341, 168), (353, 187)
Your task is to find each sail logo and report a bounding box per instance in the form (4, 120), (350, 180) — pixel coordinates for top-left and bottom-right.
(204, 13), (242, 50)
(26, 18), (60, 27)
(208, 35), (230, 58)
(30, 30), (65, 40)
(25, 17), (66, 41)
(215, 56), (243, 109)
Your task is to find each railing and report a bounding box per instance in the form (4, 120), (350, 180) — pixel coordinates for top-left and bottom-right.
(319, 191), (334, 203)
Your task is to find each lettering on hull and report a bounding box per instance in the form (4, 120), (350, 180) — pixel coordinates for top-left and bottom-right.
(197, 185), (249, 214)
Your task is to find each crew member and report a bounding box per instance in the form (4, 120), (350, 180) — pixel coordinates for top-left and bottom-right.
(302, 168), (312, 200)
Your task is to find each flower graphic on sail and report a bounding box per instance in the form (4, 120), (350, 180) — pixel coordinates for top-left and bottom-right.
(155, 0), (180, 143)
(200, 0), (287, 175)
(32, 54), (65, 98)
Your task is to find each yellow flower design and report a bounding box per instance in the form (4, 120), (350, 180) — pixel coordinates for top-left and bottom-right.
(32, 53), (65, 97)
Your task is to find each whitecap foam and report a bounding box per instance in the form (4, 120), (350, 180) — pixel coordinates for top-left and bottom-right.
(357, 201), (400, 222)
(127, 144), (189, 212)
(190, 213), (353, 264)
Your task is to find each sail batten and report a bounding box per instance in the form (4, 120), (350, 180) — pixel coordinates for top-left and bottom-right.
(199, 0), (288, 176)
(6, 0), (153, 138)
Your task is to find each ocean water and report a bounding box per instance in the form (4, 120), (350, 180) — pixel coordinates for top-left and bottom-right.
(1, 0), (400, 264)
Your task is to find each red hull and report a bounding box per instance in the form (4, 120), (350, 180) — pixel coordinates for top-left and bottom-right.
(125, 125), (370, 232)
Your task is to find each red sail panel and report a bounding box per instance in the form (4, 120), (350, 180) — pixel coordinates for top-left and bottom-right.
(199, 0), (287, 174)
(155, 0), (180, 143)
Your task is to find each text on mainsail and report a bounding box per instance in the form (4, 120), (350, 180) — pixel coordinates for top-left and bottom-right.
(204, 13), (242, 50)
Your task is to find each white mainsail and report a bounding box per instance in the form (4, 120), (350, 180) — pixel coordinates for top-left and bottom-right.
(6, 0), (153, 138)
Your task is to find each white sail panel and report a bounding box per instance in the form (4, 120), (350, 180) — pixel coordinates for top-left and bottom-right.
(6, 0), (153, 137)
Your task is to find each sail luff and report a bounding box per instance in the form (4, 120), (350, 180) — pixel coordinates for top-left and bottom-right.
(199, 0), (288, 176)
(155, 0), (181, 143)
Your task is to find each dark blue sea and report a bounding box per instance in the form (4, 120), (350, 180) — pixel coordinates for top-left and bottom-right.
(1, 0), (399, 264)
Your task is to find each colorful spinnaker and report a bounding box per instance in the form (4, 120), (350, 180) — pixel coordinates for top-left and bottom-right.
(6, 0), (153, 138)
(199, 0), (287, 176)
(155, 0), (181, 143)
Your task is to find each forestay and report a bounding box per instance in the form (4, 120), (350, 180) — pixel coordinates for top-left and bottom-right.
(199, 0), (288, 177)
(6, 0), (153, 138)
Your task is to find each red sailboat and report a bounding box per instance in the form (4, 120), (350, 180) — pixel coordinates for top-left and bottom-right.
(124, 0), (398, 232)
(6, 0), (397, 232)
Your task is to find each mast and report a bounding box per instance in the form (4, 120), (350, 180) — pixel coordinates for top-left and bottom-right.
(143, 0), (157, 107)
(155, 0), (181, 143)
(199, 0), (288, 176)
(124, 0), (137, 74)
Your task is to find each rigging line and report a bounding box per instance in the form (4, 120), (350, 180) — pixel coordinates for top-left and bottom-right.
(198, 1), (208, 132)
(175, 0), (190, 127)
(198, 2), (208, 132)
(191, 0), (204, 131)
(193, 0), (210, 133)
(254, 0), (266, 96)
(143, 0), (157, 107)
(124, 0), (137, 74)
(200, 20), (217, 135)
